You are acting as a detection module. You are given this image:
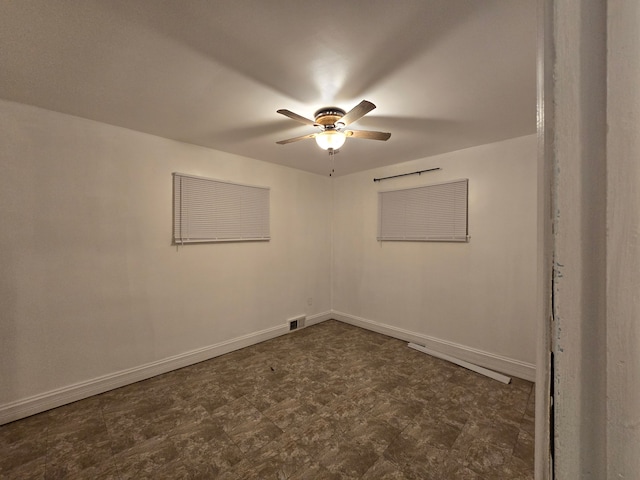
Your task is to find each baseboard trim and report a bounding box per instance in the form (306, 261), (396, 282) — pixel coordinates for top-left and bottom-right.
(331, 311), (536, 382)
(0, 309), (530, 425)
(0, 315), (329, 426)
(305, 310), (333, 327)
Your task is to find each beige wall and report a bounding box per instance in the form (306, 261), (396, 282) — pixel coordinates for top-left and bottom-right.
(331, 135), (538, 367)
(0, 99), (332, 408)
(0, 99), (539, 422)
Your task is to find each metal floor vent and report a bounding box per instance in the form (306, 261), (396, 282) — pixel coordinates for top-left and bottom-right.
(289, 315), (306, 331)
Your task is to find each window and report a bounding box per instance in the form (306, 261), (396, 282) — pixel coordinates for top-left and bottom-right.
(378, 178), (468, 242)
(173, 173), (270, 244)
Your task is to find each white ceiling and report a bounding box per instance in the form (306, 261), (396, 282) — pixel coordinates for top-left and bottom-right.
(0, 1), (537, 176)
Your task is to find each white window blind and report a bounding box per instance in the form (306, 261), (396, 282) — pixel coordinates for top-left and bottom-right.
(378, 178), (468, 242)
(173, 173), (270, 244)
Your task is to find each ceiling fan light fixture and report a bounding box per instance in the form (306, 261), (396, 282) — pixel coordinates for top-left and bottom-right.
(276, 100), (390, 151)
(315, 130), (346, 150)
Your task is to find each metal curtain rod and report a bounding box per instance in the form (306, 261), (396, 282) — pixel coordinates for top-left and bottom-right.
(373, 167), (441, 183)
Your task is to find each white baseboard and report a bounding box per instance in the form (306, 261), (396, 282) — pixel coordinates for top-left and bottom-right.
(0, 309), (530, 425)
(0, 313), (330, 426)
(305, 311), (333, 327)
(331, 310), (536, 382)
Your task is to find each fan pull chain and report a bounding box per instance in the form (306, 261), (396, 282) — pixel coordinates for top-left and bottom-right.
(329, 148), (335, 177)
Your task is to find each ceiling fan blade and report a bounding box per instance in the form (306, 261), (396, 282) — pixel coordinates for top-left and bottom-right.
(276, 109), (317, 126)
(345, 130), (391, 141)
(338, 100), (376, 126)
(276, 133), (317, 145)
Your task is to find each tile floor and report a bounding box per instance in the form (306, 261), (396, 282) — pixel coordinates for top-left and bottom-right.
(0, 320), (535, 479)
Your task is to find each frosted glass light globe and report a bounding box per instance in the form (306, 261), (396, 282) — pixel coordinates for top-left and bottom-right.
(315, 130), (346, 150)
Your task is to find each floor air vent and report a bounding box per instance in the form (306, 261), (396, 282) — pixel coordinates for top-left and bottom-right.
(289, 315), (306, 331)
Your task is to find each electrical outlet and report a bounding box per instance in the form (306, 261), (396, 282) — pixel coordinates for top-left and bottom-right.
(307, 297), (313, 306)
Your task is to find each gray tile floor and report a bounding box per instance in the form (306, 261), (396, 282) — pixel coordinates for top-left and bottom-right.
(0, 320), (535, 479)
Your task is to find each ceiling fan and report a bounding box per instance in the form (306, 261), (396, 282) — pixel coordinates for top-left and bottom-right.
(276, 100), (391, 151)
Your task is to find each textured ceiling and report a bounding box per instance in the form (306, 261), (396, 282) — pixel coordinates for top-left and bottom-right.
(0, 1), (537, 176)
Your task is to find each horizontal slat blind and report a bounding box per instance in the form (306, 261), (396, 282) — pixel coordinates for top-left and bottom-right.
(378, 179), (468, 242)
(173, 173), (270, 244)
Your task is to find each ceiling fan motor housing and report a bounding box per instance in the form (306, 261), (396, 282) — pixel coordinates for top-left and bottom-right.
(314, 108), (346, 129)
